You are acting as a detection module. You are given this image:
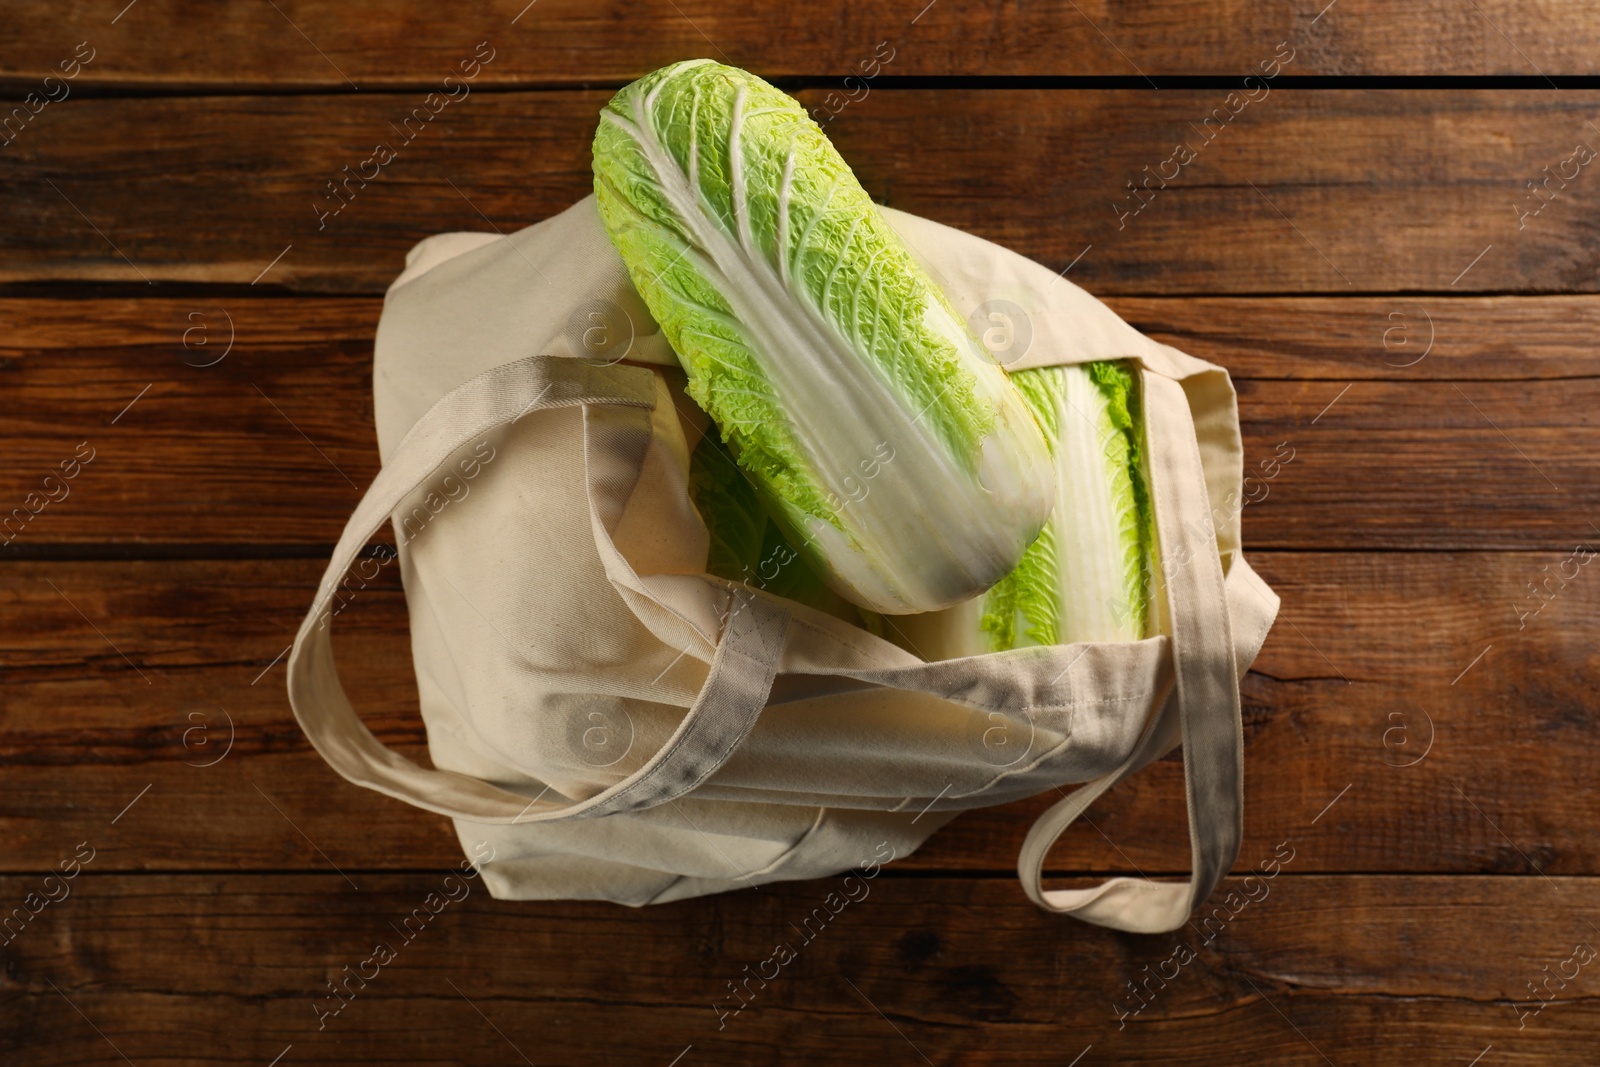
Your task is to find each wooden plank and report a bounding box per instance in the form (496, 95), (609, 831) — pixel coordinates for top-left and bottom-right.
(1237, 376), (1595, 549)
(1, 297), (1596, 550)
(4, 91), (1599, 293)
(1, 551), (1595, 875)
(1105, 295), (1600, 380)
(10, 293), (1597, 379)
(2, 0), (1595, 88)
(0, 873), (1594, 1065)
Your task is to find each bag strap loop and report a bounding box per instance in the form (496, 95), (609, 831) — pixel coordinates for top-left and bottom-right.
(1015, 370), (1243, 933)
(287, 355), (790, 824)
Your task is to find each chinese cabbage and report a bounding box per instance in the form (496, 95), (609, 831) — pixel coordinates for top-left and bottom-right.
(592, 60), (1055, 613)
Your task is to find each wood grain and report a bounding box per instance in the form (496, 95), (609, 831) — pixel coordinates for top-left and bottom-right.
(0, 873), (1593, 1065)
(4, 92), (1599, 293)
(10, 294), (1599, 377)
(1, 0), (1594, 88)
(0, 297), (1595, 550)
(1107, 295), (1600, 380)
(1, 25), (1594, 1059)
(1, 551), (1594, 875)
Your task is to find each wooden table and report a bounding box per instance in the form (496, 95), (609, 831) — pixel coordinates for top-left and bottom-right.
(3, 3), (1598, 1063)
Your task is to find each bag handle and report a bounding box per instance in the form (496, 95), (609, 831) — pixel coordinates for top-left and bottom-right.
(287, 355), (791, 824)
(1016, 369), (1243, 933)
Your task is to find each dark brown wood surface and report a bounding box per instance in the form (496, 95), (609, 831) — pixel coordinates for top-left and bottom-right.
(2, 874), (1593, 1066)
(2, 0), (1596, 86)
(2, 3), (1597, 1064)
(6, 91), (1600, 294)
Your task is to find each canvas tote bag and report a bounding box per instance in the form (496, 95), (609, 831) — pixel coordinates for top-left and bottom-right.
(286, 195), (1279, 934)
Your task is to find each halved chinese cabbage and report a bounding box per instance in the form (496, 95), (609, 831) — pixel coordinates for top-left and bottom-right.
(592, 59), (1054, 613)
(893, 361), (1156, 658)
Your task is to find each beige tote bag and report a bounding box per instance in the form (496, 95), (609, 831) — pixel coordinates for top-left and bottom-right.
(287, 196), (1278, 934)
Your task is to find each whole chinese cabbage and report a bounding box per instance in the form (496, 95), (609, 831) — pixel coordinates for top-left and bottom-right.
(592, 59), (1054, 613)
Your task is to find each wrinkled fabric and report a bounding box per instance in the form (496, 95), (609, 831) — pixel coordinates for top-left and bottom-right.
(286, 197), (1277, 929)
